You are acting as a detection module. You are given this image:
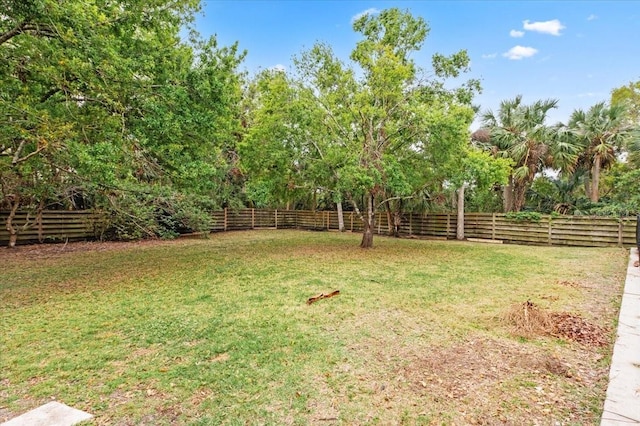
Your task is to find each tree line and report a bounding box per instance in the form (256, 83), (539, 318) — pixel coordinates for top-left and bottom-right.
(1, 2), (638, 247)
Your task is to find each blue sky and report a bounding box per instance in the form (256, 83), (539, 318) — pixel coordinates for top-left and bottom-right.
(194, 1), (640, 129)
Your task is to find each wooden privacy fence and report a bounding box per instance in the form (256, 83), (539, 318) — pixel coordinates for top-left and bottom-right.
(1, 209), (638, 248)
(0, 210), (106, 245)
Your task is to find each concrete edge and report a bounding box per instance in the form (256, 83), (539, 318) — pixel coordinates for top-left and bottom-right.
(601, 247), (640, 425)
(0, 401), (92, 426)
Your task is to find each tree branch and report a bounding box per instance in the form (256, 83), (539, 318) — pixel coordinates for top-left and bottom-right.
(11, 140), (27, 164)
(375, 195), (414, 210)
(12, 143), (46, 165)
(40, 87), (62, 103)
(0, 21), (27, 46)
(0, 21), (58, 46)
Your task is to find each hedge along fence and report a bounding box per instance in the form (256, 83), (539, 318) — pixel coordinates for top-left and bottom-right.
(1, 209), (638, 248)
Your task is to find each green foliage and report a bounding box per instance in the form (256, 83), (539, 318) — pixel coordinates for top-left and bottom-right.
(481, 95), (579, 212)
(568, 102), (635, 202)
(590, 164), (640, 216)
(505, 211), (543, 222)
(98, 185), (214, 240)
(285, 8), (481, 245)
(1, 0), (245, 243)
(611, 80), (640, 124)
(239, 69), (315, 208)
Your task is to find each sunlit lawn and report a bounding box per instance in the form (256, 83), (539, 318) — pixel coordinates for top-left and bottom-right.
(0, 230), (628, 424)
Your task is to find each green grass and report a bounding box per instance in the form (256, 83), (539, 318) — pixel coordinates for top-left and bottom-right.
(0, 230), (628, 424)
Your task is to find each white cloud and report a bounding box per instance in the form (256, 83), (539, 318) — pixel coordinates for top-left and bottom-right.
(482, 53), (497, 59)
(587, 14), (598, 21)
(577, 92), (602, 98)
(523, 19), (565, 36)
(270, 64), (286, 72)
(510, 29), (525, 38)
(351, 8), (380, 23)
(503, 45), (538, 60)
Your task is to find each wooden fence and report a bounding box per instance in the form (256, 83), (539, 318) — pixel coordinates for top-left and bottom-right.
(0, 210), (106, 245)
(1, 209), (638, 248)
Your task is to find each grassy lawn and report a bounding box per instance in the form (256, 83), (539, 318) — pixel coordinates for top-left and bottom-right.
(0, 230), (628, 425)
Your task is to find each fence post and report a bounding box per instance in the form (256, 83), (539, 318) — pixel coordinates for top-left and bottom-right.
(224, 208), (228, 231)
(548, 216), (552, 246)
(251, 208), (255, 229)
(492, 213), (496, 240)
(409, 213), (412, 236)
(350, 212), (353, 232)
(617, 219), (623, 247)
(636, 215), (640, 253)
(275, 209), (278, 229)
(327, 211), (330, 230)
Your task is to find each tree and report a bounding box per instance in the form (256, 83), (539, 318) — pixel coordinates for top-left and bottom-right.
(481, 96), (579, 212)
(239, 69), (320, 209)
(568, 102), (634, 202)
(612, 80), (640, 124)
(451, 148), (510, 239)
(1, 0), (246, 244)
(291, 8), (480, 247)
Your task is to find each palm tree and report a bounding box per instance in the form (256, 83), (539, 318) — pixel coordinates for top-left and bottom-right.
(568, 102), (632, 202)
(481, 96), (578, 212)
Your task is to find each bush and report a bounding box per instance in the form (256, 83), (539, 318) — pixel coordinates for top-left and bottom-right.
(100, 187), (214, 240)
(505, 211), (543, 222)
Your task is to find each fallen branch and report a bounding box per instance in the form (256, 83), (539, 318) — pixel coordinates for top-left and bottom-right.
(307, 290), (340, 305)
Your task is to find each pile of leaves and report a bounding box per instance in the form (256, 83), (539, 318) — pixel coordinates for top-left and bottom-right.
(504, 301), (609, 347)
(549, 312), (610, 347)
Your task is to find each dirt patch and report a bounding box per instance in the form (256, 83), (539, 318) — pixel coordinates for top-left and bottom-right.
(318, 331), (608, 424)
(350, 336), (607, 424)
(308, 302), (614, 424)
(305, 375), (340, 424)
(397, 338), (578, 422)
(208, 353), (230, 363)
(557, 280), (583, 288)
(0, 239), (177, 261)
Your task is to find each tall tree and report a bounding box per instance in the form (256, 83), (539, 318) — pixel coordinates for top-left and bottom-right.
(612, 80), (640, 124)
(239, 69), (319, 208)
(450, 148), (511, 239)
(292, 8), (480, 247)
(1, 0), (245, 243)
(481, 96), (578, 212)
(568, 102), (634, 202)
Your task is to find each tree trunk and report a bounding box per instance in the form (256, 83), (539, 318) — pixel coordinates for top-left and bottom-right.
(392, 199), (402, 238)
(336, 200), (345, 232)
(590, 155), (601, 202)
(456, 184), (467, 240)
(384, 200), (393, 236)
(584, 178), (592, 201)
(503, 175), (514, 212)
(5, 196), (20, 248)
(360, 193), (375, 248)
(512, 181), (528, 212)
